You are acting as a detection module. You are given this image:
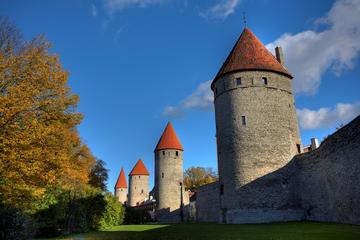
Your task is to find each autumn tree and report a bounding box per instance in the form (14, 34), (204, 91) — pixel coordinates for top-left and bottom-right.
(183, 167), (218, 191)
(0, 17), (95, 213)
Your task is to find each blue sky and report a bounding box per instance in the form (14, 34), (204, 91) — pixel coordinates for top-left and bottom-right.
(2, 0), (360, 191)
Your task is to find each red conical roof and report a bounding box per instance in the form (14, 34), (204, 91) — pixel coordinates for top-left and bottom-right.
(115, 167), (127, 189)
(155, 122), (183, 151)
(129, 159), (150, 176)
(211, 28), (292, 90)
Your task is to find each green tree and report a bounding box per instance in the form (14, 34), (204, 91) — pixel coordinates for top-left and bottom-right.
(89, 159), (109, 192)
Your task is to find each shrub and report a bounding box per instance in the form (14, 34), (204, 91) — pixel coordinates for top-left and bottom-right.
(98, 193), (125, 230)
(0, 204), (35, 240)
(124, 206), (153, 224)
(35, 190), (125, 237)
(35, 189), (98, 237)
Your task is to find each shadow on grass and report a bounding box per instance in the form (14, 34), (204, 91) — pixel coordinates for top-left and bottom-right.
(54, 222), (360, 240)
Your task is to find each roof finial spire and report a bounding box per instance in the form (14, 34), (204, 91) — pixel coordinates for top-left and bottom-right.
(243, 12), (247, 28)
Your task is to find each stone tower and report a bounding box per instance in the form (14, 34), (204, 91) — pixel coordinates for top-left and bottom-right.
(211, 28), (302, 219)
(114, 167), (127, 204)
(128, 159), (150, 207)
(154, 122), (185, 222)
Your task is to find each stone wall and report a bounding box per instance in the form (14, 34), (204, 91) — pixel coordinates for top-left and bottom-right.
(213, 70), (301, 211)
(128, 175), (149, 207)
(224, 115), (360, 224)
(196, 181), (220, 222)
(295, 115), (360, 224)
(115, 187), (127, 204)
(196, 115), (360, 224)
(155, 149), (185, 222)
(187, 201), (196, 221)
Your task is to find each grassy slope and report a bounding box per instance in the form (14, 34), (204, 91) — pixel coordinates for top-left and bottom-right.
(43, 222), (360, 240)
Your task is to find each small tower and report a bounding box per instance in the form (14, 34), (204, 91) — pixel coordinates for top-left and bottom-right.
(128, 159), (150, 207)
(211, 28), (302, 220)
(154, 122), (185, 222)
(114, 167), (127, 204)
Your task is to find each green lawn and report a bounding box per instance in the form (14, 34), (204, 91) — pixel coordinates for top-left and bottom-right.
(42, 222), (360, 240)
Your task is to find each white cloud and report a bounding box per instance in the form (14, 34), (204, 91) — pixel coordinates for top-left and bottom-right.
(161, 0), (360, 124)
(297, 102), (360, 129)
(104, 0), (168, 14)
(102, 0), (243, 18)
(163, 80), (214, 118)
(164, 80), (360, 130)
(91, 4), (98, 17)
(201, 0), (241, 19)
(266, 0), (360, 94)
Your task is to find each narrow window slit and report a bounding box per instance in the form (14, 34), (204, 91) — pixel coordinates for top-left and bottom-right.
(241, 116), (247, 126)
(262, 77), (268, 85)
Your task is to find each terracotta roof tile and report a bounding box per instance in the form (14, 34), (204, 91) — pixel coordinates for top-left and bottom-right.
(115, 167), (127, 189)
(211, 28), (292, 90)
(129, 159), (150, 176)
(155, 122), (183, 151)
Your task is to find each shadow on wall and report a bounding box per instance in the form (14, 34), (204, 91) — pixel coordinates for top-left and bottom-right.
(156, 204), (193, 223)
(225, 115), (360, 224)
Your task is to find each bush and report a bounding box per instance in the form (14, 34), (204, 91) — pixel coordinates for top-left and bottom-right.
(124, 206), (153, 224)
(35, 189), (104, 237)
(35, 204), (63, 237)
(35, 190), (125, 237)
(0, 204), (35, 240)
(98, 193), (125, 230)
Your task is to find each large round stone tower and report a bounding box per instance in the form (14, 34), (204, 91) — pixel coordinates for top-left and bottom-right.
(114, 167), (127, 204)
(128, 159), (149, 207)
(212, 28), (302, 216)
(154, 122), (185, 222)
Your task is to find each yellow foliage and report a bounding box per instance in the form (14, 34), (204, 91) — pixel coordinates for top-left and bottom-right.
(183, 167), (218, 191)
(0, 37), (95, 213)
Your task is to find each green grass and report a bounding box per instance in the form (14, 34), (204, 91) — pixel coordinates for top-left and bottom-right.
(40, 222), (360, 240)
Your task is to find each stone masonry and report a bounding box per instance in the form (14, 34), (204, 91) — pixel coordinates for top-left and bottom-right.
(119, 27), (360, 226)
(193, 27), (360, 225)
(196, 181), (220, 222)
(196, 115), (360, 224)
(128, 159), (150, 207)
(128, 174), (149, 207)
(212, 29), (302, 221)
(213, 70), (302, 217)
(154, 123), (188, 223)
